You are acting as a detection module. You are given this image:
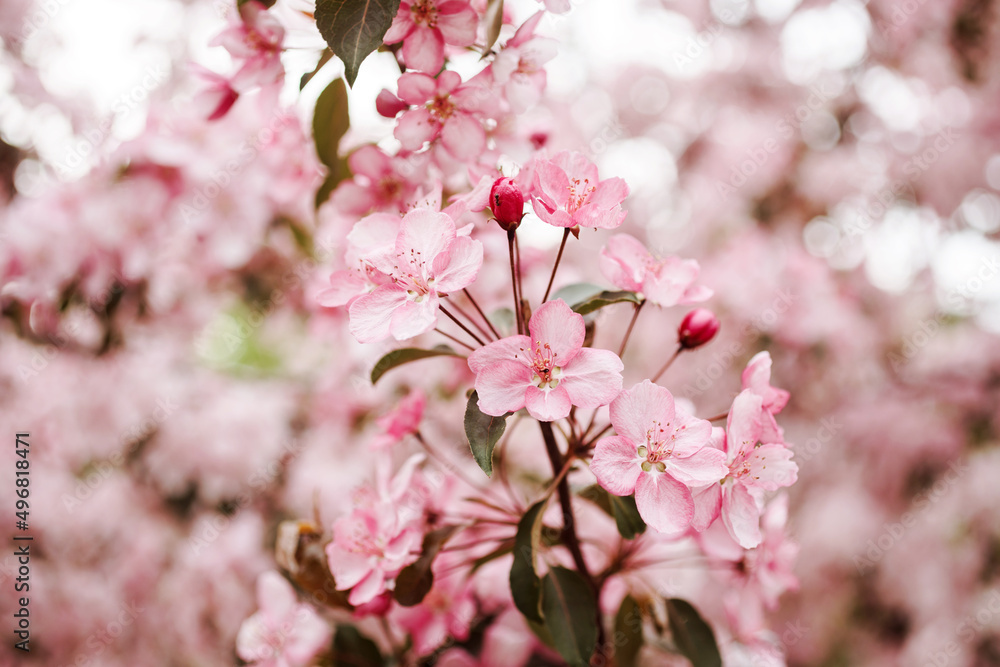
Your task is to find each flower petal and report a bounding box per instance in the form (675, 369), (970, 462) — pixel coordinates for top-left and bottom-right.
(528, 299), (584, 362)
(722, 482), (762, 548)
(389, 294), (439, 341)
(349, 284), (408, 343)
(744, 444), (798, 491)
(474, 360), (532, 416)
(726, 390), (763, 462)
(395, 108), (439, 151)
(524, 384), (572, 421)
(599, 234), (648, 293)
(667, 446), (729, 487)
(560, 348), (624, 409)
(468, 335), (532, 373)
(690, 484), (722, 533)
(608, 380), (676, 447)
(437, 2), (478, 45)
(396, 208), (456, 279)
(441, 113), (486, 162)
(634, 472), (694, 535)
(433, 235), (483, 292)
(401, 26), (445, 73)
(590, 435), (642, 496)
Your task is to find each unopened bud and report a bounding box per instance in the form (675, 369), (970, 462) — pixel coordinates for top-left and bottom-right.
(489, 177), (524, 231)
(376, 89), (407, 118)
(678, 308), (719, 350)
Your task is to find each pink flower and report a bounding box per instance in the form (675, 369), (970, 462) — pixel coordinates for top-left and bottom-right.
(390, 554), (477, 656)
(393, 71), (487, 162)
(211, 1), (284, 91)
(530, 151), (629, 230)
(489, 176), (525, 231)
(468, 299), (623, 421)
(383, 0), (479, 74)
(236, 571), (330, 667)
(590, 381), (728, 535)
(347, 208), (483, 342)
(678, 308), (720, 350)
(317, 212), (398, 309)
(599, 234), (713, 307)
(190, 64), (239, 121)
(330, 145), (421, 216)
(741, 351), (789, 443)
(717, 390), (798, 548)
(371, 389), (426, 450)
(490, 12), (557, 114)
(326, 457), (428, 605)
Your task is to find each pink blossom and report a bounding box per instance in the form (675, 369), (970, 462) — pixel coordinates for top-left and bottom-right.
(599, 234), (713, 307)
(530, 151), (629, 230)
(189, 64), (239, 121)
(717, 390), (798, 548)
(383, 0), (479, 74)
(371, 389), (426, 450)
(317, 212), (398, 309)
(590, 381), (727, 535)
(211, 1), (284, 91)
(741, 351), (789, 443)
(325, 457), (428, 605)
(390, 555), (477, 656)
(489, 176), (525, 231)
(678, 308), (720, 349)
(490, 12), (557, 114)
(236, 571), (330, 667)
(330, 145), (421, 216)
(347, 208), (483, 342)
(393, 71), (487, 162)
(468, 299), (623, 421)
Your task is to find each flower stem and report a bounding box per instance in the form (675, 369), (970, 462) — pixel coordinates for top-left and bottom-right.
(434, 328), (475, 352)
(440, 305), (486, 347)
(445, 298), (495, 342)
(463, 288), (501, 339)
(651, 345), (683, 383)
(542, 228), (571, 303)
(537, 420), (606, 652)
(617, 299), (646, 358)
(507, 230), (524, 334)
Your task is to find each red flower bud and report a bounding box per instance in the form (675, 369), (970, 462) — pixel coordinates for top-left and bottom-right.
(489, 177), (524, 231)
(375, 89), (407, 118)
(678, 308), (720, 350)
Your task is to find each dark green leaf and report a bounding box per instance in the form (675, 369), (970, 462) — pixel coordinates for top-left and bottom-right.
(665, 598), (722, 667)
(393, 525), (460, 606)
(550, 282), (603, 307)
(541, 567), (598, 667)
(579, 484), (646, 540)
(614, 595), (644, 667)
(370, 346), (462, 384)
(510, 499), (548, 623)
(331, 625), (383, 666)
(314, 0), (401, 87)
(482, 0), (504, 55)
(571, 290), (642, 316)
(313, 77), (350, 170)
(464, 391), (508, 477)
(488, 307), (515, 337)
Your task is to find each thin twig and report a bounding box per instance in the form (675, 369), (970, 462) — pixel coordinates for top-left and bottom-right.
(507, 230), (523, 334)
(440, 305), (487, 347)
(463, 288), (501, 339)
(434, 328), (475, 352)
(542, 228), (571, 303)
(617, 299), (646, 358)
(445, 298), (496, 342)
(651, 345), (683, 383)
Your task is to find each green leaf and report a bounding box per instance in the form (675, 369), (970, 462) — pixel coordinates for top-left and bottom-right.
(331, 625), (383, 666)
(614, 595), (644, 667)
(488, 307), (515, 337)
(482, 0), (504, 55)
(464, 391), (509, 477)
(551, 282), (603, 307)
(313, 77), (350, 170)
(370, 346), (462, 384)
(393, 525), (460, 606)
(510, 499), (548, 623)
(579, 485), (647, 540)
(571, 290), (642, 316)
(541, 567), (598, 667)
(314, 0), (401, 87)
(665, 598), (722, 667)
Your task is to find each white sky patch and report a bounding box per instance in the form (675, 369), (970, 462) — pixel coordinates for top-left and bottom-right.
(863, 206), (936, 293)
(780, 0), (869, 84)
